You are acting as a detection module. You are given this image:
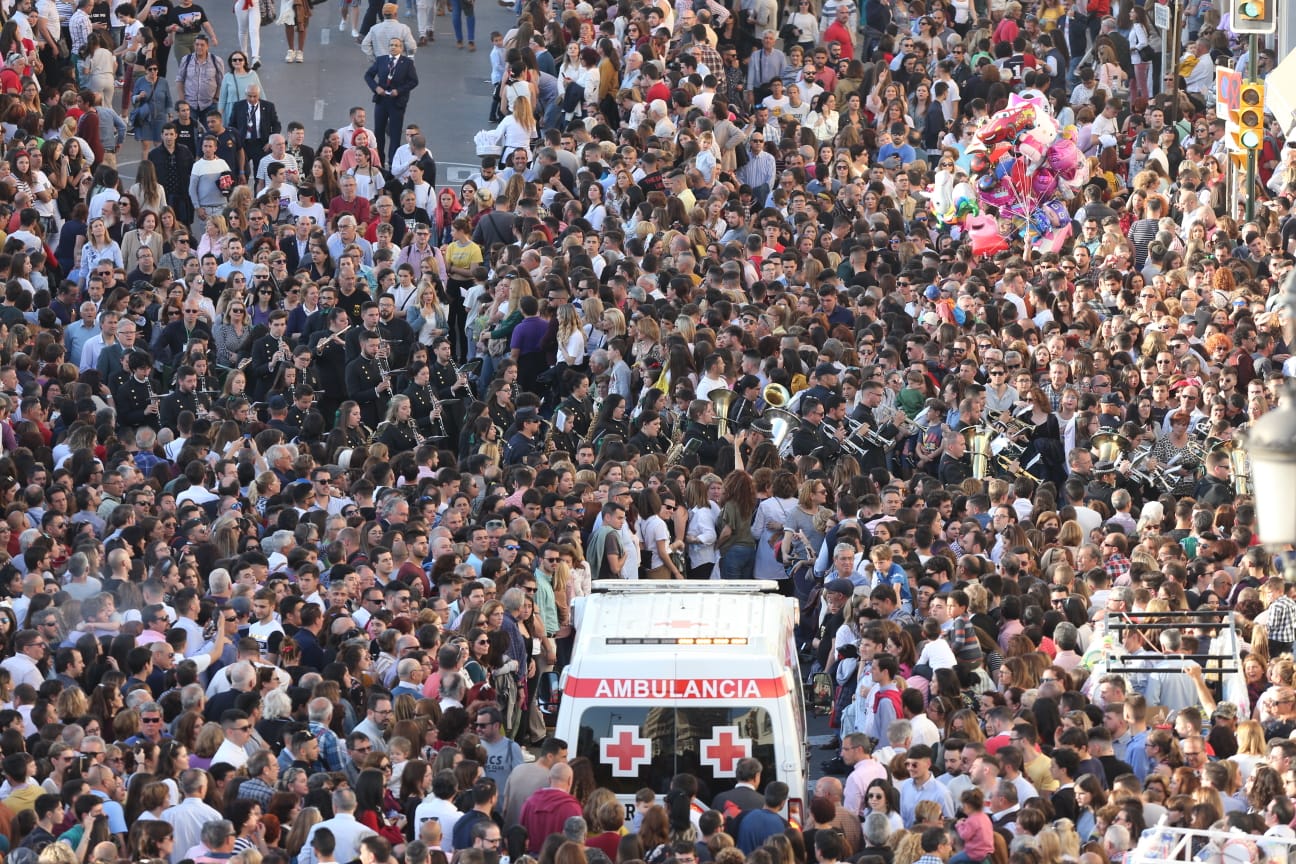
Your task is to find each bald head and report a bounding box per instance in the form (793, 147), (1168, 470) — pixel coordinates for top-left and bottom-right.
(550, 762), (573, 789)
(814, 776), (844, 803)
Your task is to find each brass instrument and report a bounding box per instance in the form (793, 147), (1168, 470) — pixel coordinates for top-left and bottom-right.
(1214, 439), (1251, 497)
(664, 409), (688, 464)
(842, 415), (894, 449)
(962, 425), (995, 480)
(763, 383), (791, 410)
(1090, 431), (1132, 465)
(709, 388), (736, 439)
(766, 408), (801, 457)
(993, 413), (1034, 438)
(995, 453), (1040, 483)
(361, 423), (376, 444)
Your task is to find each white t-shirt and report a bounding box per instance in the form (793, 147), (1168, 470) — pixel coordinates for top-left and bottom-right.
(638, 514), (670, 569)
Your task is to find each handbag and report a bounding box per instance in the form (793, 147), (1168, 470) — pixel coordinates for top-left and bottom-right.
(1138, 44), (1154, 62)
(129, 79), (158, 127)
(259, 0), (276, 24)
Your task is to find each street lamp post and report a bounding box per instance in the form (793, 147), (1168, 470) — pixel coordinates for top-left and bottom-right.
(1246, 270), (1296, 582)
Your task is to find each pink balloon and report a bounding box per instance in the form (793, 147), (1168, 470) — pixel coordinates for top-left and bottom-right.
(1032, 168), (1059, 199)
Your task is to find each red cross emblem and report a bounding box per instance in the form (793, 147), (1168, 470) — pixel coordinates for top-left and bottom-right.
(600, 726), (651, 777)
(699, 726), (751, 777)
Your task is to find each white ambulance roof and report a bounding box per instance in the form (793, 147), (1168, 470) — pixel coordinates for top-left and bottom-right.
(573, 580), (795, 655)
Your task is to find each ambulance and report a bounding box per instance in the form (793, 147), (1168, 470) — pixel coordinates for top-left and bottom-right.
(553, 580), (808, 823)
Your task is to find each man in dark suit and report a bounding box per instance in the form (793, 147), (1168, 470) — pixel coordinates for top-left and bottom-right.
(713, 757), (765, 826)
(279, 214), (315, 274)
(228, 84), (281, 184)
(363, 37), (419, 168)
(306, 307), (350, 428)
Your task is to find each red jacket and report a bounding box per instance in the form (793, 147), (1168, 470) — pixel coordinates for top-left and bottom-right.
(520, 788), (582, 853)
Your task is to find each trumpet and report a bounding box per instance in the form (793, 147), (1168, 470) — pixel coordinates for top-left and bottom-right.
(992, 413), (1033, 438)
(842, 415), (894, 449)
(995, 454), (1040, 482)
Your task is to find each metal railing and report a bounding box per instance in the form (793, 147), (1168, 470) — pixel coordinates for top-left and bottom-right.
(1100, 609), (1243, 677)
(1129, 824), (1296, 864)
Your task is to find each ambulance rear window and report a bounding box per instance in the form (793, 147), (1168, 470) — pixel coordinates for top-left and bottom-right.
(575, 706), (778, 797)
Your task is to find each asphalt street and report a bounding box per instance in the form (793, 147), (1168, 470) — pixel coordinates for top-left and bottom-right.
(119, 0), (504, 185)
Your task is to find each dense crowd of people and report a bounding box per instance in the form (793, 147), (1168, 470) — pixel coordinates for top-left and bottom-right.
(0, 0), (1287, 862)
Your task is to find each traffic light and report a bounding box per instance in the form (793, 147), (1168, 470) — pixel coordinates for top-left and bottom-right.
(1232, 0), (1275, 33)
(1234, 82), (1265, 151)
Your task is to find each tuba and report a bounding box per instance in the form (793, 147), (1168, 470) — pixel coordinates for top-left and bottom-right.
(709, 388), (736, 439)
(763, 383), (791, 410)
(1215, 439), (1252, 497)
(766, 408), (801, 457)
(1090, 431), (1132, 465)
(962, 425), (995, 480)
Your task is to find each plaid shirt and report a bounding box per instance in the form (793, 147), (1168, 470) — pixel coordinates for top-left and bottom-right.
(1269, 595), (1296, 643)
(237, 778), (275, 807)
(1105, 553), (1132, 586)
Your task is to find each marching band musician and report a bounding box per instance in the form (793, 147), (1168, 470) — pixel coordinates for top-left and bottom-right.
(791, 396), (842, 459)
(849, 380), (900, 472)
(306, 307), (351, 426)
(938, 427), (973, 485)
(376, 395), (423, 452)
(730, 375), (763, 431)
(683, 399), (727, 467)
(249, 311), (294, 402)
(485, 379), (516, 435)
(345, 302), (384, 363)
(504, 406), (544, 465)
(285, 385), (316, 431)
(377, 293), (415, 371)
(590, 394), (631, 450)
(402, 362), (443, 438)
(325, 400), (369, 462)
(159, 365), (202, 430)
(628, 410), (669, 457)
(429, 337), (471, 400)
(266, 395), (301, 439)
(115, 350), (161, 430)
(554, 371), (594, 455)
(344, 330), (393, 428)
(290, 345), (323, 395)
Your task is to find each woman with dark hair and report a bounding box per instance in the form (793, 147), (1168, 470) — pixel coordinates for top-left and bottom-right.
(354, 767), (406, 851)
(716, 470), (757, 580)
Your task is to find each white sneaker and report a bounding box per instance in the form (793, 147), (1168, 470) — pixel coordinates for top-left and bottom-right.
(338, 19), (345, 29)
(295, 50), (303, 61)
(286, 49), (295, 61)
(351, 27), (359, 36)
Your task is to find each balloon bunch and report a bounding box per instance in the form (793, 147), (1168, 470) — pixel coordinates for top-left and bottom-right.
(942, 93), (1090, 256)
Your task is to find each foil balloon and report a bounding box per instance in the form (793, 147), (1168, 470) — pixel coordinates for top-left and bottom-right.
(929, 168), (955, 218)
(1031, 221), (1073, 254)
(965, 214), (1010, 256)
(1046, 137), (1084, 181)
(977, 104), (1037, 147)
(1041, 199), (1072, 227)
(1031, 167), (1059, 199)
